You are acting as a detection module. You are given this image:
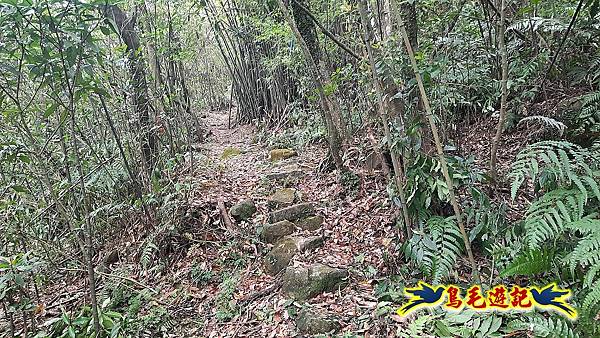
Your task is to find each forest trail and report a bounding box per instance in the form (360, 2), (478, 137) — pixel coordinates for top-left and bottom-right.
(182, 111), (401, 336)
(3, 1), (599, 336)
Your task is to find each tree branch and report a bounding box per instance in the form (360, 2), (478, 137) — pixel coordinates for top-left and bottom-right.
(291, 0), (361, 60)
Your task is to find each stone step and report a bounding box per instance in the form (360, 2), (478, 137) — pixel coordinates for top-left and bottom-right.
(260, 215), (324, 244)
(282, 263), (348, 301)
(260, 220), (294, 244)
(264, 236), (324, 275)
(296, 308), (341, 335)
(266, 188), (297, 209)
(264, 166), (304, 181)
(268, 202), (314, 223)
(295, 215), (323, 231)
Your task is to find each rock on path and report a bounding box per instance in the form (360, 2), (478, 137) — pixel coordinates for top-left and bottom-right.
(281, 263), (348, 301)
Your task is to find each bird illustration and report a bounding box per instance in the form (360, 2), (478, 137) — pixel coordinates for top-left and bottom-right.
(398, 282), (445, 316)
(530, 283), (577, 318)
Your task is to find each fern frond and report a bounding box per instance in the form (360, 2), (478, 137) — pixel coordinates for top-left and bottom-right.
(590, 53), (600, 84)
(518, 115), (567, 135)
(523, 189), (585, 248)
(583, 264), (600, 288)
(565, 216), (600, 234)
(569, 235), (600, 272)
(582, 280), (600, 318)
(508, 140), (599, 200)
(397, 314), (431, 338)
(500, 249), (554, 277)
(575, 91), (600, 135)
(140, 239), (158, 270)
(507, 17), (567, 35)
(403, 216), (463, 283)
(581, 91), (600, 108)
(508, 315), (579, 338)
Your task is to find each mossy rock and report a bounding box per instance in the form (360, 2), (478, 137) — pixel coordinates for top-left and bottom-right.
(269, 148), (297, 161)
(282, 263), (348, 301)
(267, 188), (297, 208)
(296, 308), (341, 335)
(264, 169), (304, 182)
(295, 236), (324, 251)
(229, 199), (257, 221)
(295, 215), (323, 231)
(269, 203), (315, 223)
(260, 220), (294, 244)
(264, 237), (298, 275)
(264, 164), (304, 183)
(263, 236), (324, 275)
(221, 147), (241, 159)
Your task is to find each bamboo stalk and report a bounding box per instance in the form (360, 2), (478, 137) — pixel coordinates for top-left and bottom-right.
(358, 0), (412, 236)
(392, 2), (480, 283)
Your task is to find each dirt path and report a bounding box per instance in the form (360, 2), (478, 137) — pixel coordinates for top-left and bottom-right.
(170, 111), (402, 337)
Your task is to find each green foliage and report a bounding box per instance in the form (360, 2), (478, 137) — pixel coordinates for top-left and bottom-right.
(564, 218), (600, 318)
(500, 248), (554, 277)
(505, 139), (600, 335)
(340, 170), (360, 192)
(508, 314), (579, 338)
(396, 311), (503, 338)
(190, 264), (214, 287)
(396, 313), (430, 338)
(522, 188), (587, 248)
(572, 91), (600, 140)
(435, 311), (503, 338)
(403, 153), (479, 219)
(509, 140), (600, 199)
(137, 305), (174, 334)
(403, 216), (464, 283)
(256, 104), (326, 148)
(215, 274), (240, 322)
(466, 187), (508, 246)
(43, 305), (128, 338)
(0, 253), (43, 325)
(518, 115), (567, 136)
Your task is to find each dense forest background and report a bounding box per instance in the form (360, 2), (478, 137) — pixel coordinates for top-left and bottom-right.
(0, 0), (599, 337)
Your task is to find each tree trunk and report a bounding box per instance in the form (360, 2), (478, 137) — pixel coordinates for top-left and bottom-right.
(291, 0), (320, 62)
(103, 5), (158, 180)
(400, 0), (418, 50)
(276, 0), (345, 170)
(291, 0), (349, 141)
(490, 0), (507, 182)
(358, 0), (412, 236)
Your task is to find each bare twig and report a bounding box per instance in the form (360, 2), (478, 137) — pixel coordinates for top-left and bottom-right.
(217, 197), (237, 234)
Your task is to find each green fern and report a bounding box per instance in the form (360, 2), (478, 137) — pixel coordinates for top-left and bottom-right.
(565, 215), (600, 235)
(508, 140), (599, 200)
(574, 91), (600, 136)
(523, 188), (586, 248)
(403, 216), (463, 283)
(500, 248), (554, 277)
(508, 315), (579, 338)
(582, 280), (600, 319)
(397, 313), (431, 338)
(433, 311), (503, 337)
(140, 239), (158, 270)
(518, 115), (567, 135)
(569, 235), (600, 271)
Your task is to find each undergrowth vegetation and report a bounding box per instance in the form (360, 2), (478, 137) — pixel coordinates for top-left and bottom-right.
(1, 0), (599, 336)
